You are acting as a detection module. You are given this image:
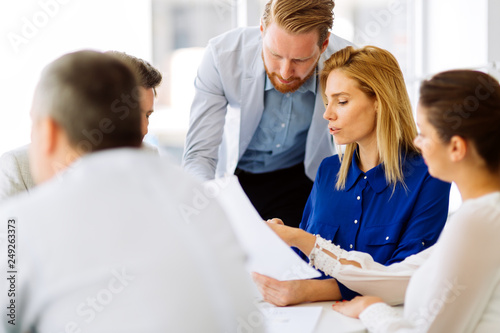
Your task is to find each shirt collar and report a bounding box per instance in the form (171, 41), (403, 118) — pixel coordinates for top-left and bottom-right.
(264, 68), (317, 94)
(345, 152), (389, 193)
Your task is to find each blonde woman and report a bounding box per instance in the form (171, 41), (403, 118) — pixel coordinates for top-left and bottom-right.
(266, 70), (500, 332)
(253, 46), (451, 305)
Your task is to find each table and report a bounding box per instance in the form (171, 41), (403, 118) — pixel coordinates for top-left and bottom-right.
(261, 300), (367, 333)
(292, 301), (367, 333)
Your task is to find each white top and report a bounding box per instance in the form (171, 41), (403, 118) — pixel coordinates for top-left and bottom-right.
(0, 148), (263, 333)
(309, 192), (500, 332)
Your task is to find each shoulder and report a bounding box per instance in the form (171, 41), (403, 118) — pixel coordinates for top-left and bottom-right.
(438, 192), (500, 259)
(207, 26), (261, 55)
(319, 154), (341, 170)
(452, 193), (500, 231)
(324, 33), (356, 56)
(0, 145), (29, 167)
(0, 145), (34, 199)
(316, 155), (342, 181)
(203, 27), (262, 81)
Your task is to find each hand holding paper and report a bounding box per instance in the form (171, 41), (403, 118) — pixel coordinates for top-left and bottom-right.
(205, 176), (320, 281)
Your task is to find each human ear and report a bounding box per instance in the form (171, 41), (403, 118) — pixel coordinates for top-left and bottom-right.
(321, 33), (330, 53)
(449, 135), (467, 163)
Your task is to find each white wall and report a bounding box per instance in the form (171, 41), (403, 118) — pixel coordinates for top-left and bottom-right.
(424, 0), (488, 75)
(0, 0), (152, 155)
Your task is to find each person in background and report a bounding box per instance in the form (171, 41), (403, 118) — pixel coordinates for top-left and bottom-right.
(265, 70), (500, 332)
(182, 0), (353, 228)
(253, 46), (450, 305)
(105, 51), (162, 140)
(0, 50), (262, 333)
(0, 51), (162, 201)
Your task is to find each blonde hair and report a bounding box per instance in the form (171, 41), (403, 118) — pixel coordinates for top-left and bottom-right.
(261, 0), (334, 47)
(320, 46), (418, 190)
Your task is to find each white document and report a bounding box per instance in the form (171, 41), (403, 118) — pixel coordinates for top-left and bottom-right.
(261, 306), (323, 333)
(204, 176), (321, 280)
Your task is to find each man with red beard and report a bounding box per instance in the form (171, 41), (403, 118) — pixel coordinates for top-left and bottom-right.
(183, 0), (353, 227)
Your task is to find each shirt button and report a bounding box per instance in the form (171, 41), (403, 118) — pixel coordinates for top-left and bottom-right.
(276, 144), (281, 148)
(281, 123), (286, 128)
(422, 241), (425, 246)
(364, 176), (367, 180)
(350, 244), (353, 249)
(286, 93), (290, 98)
(386, 236), (389, 240)
(357, 196), (361, 200)
(354, 220), (358, 224)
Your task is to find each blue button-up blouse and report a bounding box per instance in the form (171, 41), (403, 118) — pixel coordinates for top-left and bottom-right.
(299, 150), (451, 299)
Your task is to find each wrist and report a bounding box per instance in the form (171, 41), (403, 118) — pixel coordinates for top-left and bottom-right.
(288, 227), (305, 248)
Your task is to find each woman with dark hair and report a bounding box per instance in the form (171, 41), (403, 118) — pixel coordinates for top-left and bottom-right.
(266, 70), (500, 332)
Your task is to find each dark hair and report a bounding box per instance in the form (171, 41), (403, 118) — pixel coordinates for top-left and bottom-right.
(419, 70), (500, 172)
(106, 51), (162, 96)
(34, 50), (143, 153)
(262, 0), (334, 47)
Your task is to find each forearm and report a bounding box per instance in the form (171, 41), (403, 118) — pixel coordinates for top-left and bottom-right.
(290, 229), (361, 268)
(301, 278), (342, 302)
(289, 228), (317, 256)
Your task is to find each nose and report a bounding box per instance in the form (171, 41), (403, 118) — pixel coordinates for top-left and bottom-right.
(142, 118), (149, 139)
(280, 60), (294, 80)
(323, 103), (337, 121)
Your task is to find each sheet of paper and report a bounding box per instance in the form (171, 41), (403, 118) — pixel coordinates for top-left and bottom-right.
(261, 306), (323, 333)
(205, 176), (321, 280)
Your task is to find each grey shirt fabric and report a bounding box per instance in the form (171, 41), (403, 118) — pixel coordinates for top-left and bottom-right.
(0, 144), (34, 201)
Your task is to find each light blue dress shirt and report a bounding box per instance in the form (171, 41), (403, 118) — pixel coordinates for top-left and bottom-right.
(237, 72), (317, 173)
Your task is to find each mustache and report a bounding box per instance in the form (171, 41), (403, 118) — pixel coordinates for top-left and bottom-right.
(271, 73), (300, 82)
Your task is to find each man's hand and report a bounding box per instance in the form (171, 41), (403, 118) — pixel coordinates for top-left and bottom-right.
(332, 296), (383, 318)
(252, 272), (308, 306)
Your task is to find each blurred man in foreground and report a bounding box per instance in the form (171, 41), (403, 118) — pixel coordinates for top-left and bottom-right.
(0, 50), (261, 333)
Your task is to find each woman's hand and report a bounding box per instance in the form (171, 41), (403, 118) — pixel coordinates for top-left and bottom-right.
(264, 219), (317, 256)
(264, 219), (297, 247)
(332, 296), (383, 318)
(252, 272), (308, 306)
(265, 218), (284, 225)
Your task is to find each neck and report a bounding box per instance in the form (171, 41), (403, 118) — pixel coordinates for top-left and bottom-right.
(357, 138), (379, 173)
(454, 167), (500, 201)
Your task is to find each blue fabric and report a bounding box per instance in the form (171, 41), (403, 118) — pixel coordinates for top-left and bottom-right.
(237, 72), (316, 173)
(299, 150), (451, 300)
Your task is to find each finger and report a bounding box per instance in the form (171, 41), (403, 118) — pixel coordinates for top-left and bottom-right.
(267, 218), (284, 225)
(252, 273), (282, 290)
(332, 301), (348, 314)
(255, 281), (286, 306)
(251, 274), (292, 306)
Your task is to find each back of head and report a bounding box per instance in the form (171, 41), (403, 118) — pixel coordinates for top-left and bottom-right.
(33, 50), (143, 153)
(320, 46), (417, 189)
(105, 51), (162, 96)
(420, 70), (500, 173)
(261, 0), (334, 47)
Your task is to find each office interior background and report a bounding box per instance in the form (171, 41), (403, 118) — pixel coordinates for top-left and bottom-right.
(1, 0), (499, 211)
